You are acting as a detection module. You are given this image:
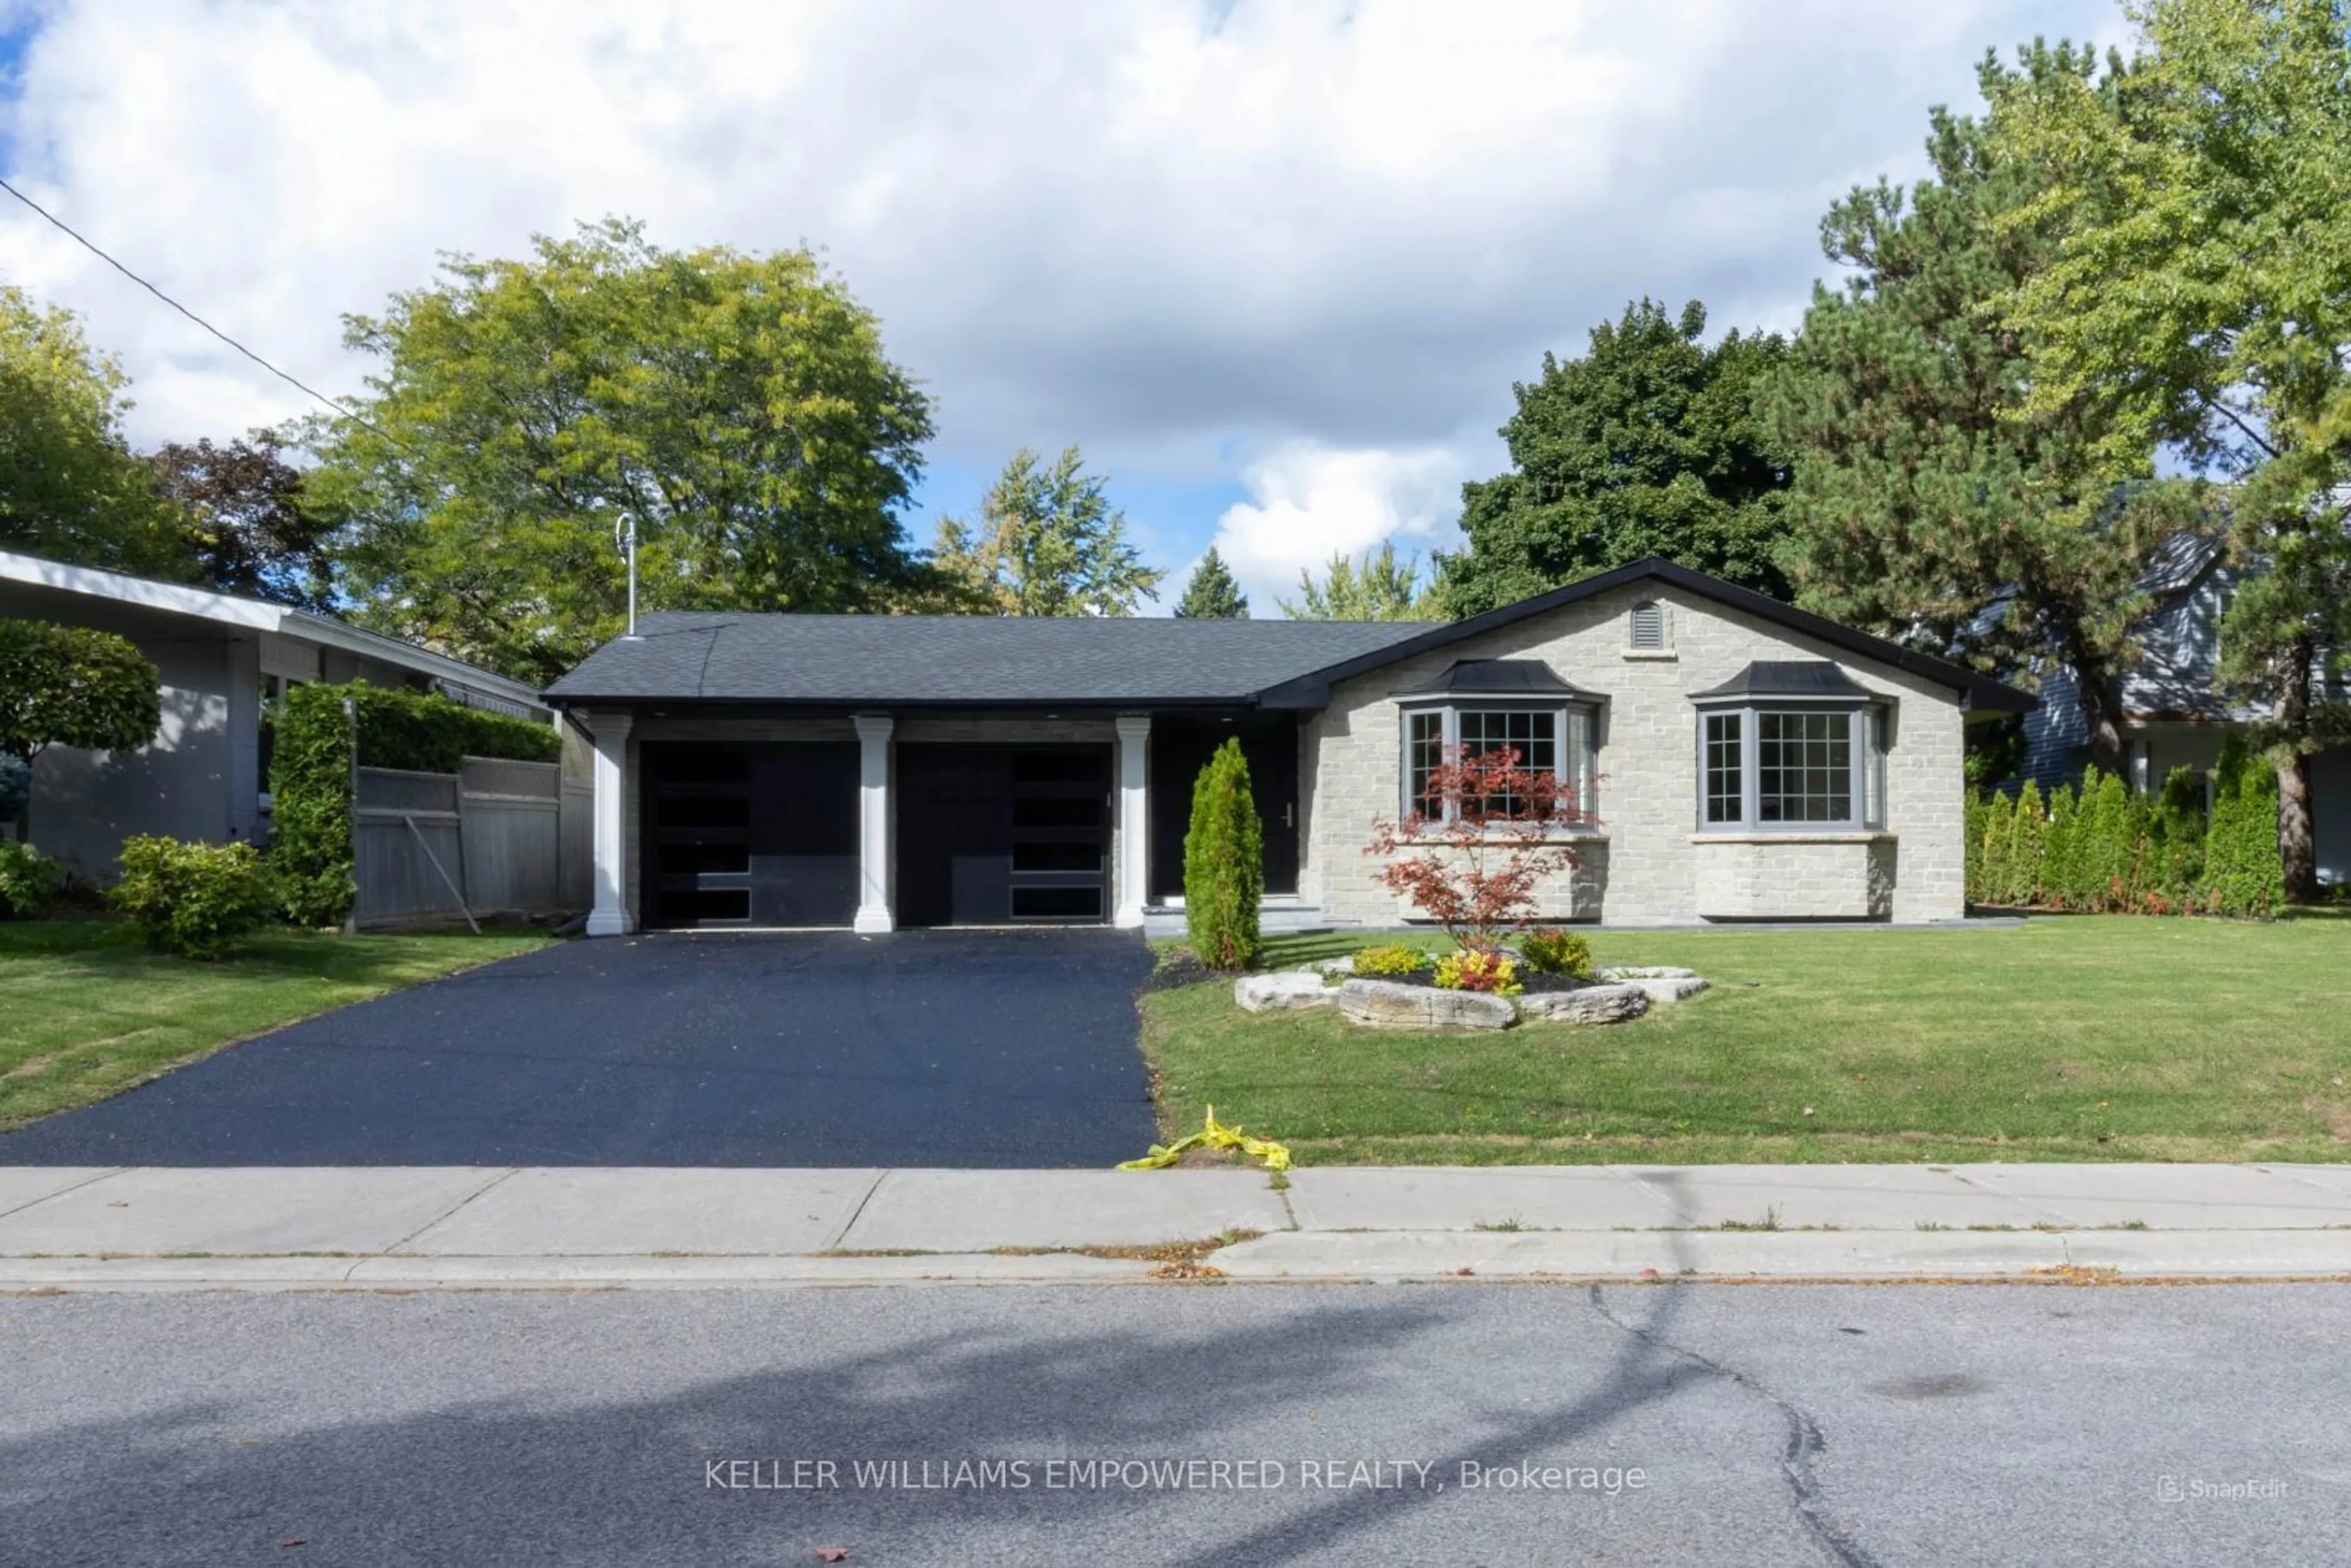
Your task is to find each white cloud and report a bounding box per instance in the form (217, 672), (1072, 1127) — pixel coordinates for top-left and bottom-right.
(1210, 440), (1465, 612)
(0, 0), (2120, 557)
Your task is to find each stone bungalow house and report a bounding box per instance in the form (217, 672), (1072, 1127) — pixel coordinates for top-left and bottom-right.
(544, 558), (2031, 936)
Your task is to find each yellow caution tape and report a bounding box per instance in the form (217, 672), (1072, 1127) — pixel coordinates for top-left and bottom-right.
(1119, 1105), (1292, 1172)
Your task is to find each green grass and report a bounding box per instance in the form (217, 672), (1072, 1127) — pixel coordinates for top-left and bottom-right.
(1137, 917), (2351, 1166)
(0, 920), (549, 1131)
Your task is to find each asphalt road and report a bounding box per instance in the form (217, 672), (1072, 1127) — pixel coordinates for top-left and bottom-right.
(4, 1281), (2345, 1566)
(0, 929), (1160, 1168)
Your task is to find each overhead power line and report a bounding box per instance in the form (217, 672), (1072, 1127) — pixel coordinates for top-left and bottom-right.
(0, 172), (384, 437)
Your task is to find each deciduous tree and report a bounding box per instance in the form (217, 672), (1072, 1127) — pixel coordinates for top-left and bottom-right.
(0, 288), (187, 578)
(1366, 745), (1594, 953)
(0, 619), (160, 842)
(1278, 542), (1434, 621)
(306, 218), (936, 682)
(930, 445), (1163, 616)
(1436, 299), (1790, 616)
(148, 433), (336, 612)
(1986, 0), (2351, 900)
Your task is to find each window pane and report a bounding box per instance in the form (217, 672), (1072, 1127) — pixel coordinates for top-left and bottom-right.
(1457, 708), (1557, 817)
(1406, 710), (1444, 815)
(1704, 712), (1742, 824)
(1757, 711), (1852, 823)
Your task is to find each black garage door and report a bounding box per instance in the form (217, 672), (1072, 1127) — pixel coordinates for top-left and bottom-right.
(642, 743), (858, 928)
(898, 745), (1111, 926)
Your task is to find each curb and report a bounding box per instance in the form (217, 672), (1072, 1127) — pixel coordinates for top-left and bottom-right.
(9, 1230), (2351, 1292)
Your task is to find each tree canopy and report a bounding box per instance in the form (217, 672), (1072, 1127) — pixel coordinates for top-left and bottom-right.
(929, 445), (1163, 616)
(1173, 546), (1250, 618)
(0, 288), (187, 579)
(1762, 72), (2181, 777)
(304, 218), (936, 681)
(148, 433), (336, 612)
(1278, 542), (1436, 621)
(1435, 299), (1791, 617)
(1985, 0), (2351, 898)
(0, 619), (160, 789)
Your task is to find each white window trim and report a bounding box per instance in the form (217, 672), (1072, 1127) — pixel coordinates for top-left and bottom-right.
(1693, 699), (1886, 833)
(1398, 698), (1599, 824)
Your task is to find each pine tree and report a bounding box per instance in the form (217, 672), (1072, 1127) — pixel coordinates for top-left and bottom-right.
(1183, 738), (1263, 969)
(1173, 547), (1249, 619)
(1763, 83), (2199, 780)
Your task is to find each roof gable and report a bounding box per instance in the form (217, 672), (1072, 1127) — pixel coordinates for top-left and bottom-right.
(1261, 558), (2034, 713)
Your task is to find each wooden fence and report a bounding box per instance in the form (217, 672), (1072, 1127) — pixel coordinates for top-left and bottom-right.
(354, 756), (581, 928)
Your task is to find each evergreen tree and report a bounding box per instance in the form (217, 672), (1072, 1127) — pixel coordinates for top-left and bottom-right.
(2012, 779), (2048, 907)
(1173, 547), (1249, 618)
(1438, 299), (1790, 616)
(1761, 83), (2181, 778)
(1183, 738), (1263, 969)
(1986, 1), (2351, 900)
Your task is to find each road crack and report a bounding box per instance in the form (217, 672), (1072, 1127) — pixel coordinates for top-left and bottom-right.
(1588, 1283), (1882, 1568)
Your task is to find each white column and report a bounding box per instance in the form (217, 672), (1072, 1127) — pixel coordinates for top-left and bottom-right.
(853, 714), (894, 933)
(1114, 714), (1151, 928)
(585, 709), (634, 937)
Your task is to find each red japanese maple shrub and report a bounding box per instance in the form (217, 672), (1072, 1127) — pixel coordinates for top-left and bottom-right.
(1365, 745), (1595, 955)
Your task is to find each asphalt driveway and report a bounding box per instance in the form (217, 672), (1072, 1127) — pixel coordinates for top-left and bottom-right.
(0, 931), (1161, 1168)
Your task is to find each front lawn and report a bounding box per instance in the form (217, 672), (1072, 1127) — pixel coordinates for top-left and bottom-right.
(0, 920), (549, 1131)
(1137, 917), (2351, 1165)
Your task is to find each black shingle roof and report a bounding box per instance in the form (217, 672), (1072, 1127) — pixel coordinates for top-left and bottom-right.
(543, 612), (1433, 705)
(1397, 658), (1601, 700)
(1690, 661), (1876, 700)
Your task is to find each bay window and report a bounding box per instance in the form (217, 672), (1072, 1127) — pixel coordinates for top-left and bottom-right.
(1401, 702), (1595, 820)
(1692, 662), (1886, 833)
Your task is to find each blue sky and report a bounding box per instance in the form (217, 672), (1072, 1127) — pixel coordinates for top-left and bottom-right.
(0, 0), (2125, 613)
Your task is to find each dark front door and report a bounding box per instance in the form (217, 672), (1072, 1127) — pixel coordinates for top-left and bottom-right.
(1148, 716), (1300, 901)
(897, 745), (1111, 926)
(642, 742), (859, 928)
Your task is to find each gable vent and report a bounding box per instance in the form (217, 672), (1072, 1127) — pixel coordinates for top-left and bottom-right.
(1629, 601), (1666, 650)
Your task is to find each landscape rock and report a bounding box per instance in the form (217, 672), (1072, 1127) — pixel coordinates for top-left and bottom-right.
(1338, 978), (1515, 1030)
(1625, 976), (1709, 1005)
(1599, 966), (1698, 981)
(1515, 983), (1649, 1025)
(1235, 972), (1340, 1012)
(1294, 956), (1354, 976)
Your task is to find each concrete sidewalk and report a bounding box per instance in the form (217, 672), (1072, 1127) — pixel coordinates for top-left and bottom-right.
(5, 1162), (2351, 1289)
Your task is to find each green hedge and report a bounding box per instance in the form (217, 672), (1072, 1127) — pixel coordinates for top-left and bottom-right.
(269, 682), (559, 926)
(1965, 745), (2284, 917)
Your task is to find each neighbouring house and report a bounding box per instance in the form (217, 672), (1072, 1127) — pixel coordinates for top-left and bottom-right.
(2015, 532), (2350, 886)
(0, 548), (554, 880)
(543, 558), (2031, 935)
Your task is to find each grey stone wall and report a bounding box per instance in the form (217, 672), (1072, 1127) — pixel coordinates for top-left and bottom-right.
(1298, 583), (1967, 925)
